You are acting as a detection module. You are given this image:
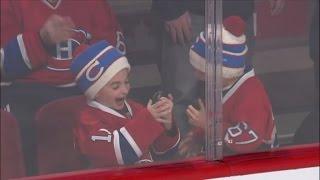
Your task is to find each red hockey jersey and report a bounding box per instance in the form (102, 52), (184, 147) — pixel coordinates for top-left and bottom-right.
(222, 69), (277, 153)
(193, 69), (277, 154)
(74, 100), (180, 168)
(1, 0), (125, 86)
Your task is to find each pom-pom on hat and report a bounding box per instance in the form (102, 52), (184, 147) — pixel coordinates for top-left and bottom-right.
(71, 40), (130, 100)
(189, 16), (248, 79)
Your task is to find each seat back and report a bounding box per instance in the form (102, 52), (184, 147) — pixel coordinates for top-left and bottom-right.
(35, 95), (87, 174)
(1, 110), (26, 179)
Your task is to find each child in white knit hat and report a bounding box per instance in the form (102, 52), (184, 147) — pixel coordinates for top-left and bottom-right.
(179, 16), (278, 157)
(71, 41), (179, 168)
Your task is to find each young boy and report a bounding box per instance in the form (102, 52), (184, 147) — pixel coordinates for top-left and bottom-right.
(179, 16), (278, 157)
(70, 41), (179, 168)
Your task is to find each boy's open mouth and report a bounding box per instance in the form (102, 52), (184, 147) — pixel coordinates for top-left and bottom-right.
(115, 97), (125, 104)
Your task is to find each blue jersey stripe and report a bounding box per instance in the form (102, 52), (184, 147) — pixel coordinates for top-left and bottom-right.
(3, 37), (31, 80)
(118, 131), (139, 164)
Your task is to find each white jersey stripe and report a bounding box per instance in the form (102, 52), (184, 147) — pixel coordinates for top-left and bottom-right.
(119, 127), (143, 157)
(17, 34), (32, 70)
(0, 48), (4, 74)
(113, 130), (124, 165)
(88, 100), (127, 119)
(153, 129), (181, 155)
(46, 66), (70, 71)
(223, 69), (255, 104)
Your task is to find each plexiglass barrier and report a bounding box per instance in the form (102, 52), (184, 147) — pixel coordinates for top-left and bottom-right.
(0, 0), (318, 179)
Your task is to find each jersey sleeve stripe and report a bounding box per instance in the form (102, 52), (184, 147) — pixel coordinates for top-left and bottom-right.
(118, 130), (140, 164)
(0, 48), (4, 75)
(112, 130), (124, 165)
(3, 37), (31, 79)
(153, 129), (181, 155)
(119, 127), (143, 157)
(17, 34), (32, 69)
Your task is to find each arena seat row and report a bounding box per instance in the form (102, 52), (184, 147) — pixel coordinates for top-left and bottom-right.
(35, 95), (88, 174)
(1, 95), (90, 178)
(1, 110), (26, 179)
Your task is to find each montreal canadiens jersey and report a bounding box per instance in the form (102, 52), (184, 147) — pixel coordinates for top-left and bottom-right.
(74, 100), (180, 168)
(222, 69), (278, 153)
(192, 69), (278, 154)
(1, 0), (125, 86)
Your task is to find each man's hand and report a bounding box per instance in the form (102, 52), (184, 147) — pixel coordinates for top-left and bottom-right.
(268, 0), (286, 16)
(40, 14), (75, 45)
(165, 11), (192, 45)
(186, 98), (206, 128)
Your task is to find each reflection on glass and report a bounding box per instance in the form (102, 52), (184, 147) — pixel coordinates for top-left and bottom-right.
(0, 0), (318, 179)
(251, 0), (318, 148)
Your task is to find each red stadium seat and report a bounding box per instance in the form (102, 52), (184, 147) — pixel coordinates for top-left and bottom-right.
(1, 110), (26, 179)
(35, 95), (88, 175)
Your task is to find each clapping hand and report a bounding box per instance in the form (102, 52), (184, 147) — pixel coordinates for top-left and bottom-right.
(147, 94), (174, 130)
(186, 98), (206, 129)
(40, 14), (75, 45)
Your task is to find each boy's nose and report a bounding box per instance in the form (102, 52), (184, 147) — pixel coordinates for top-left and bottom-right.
(121, 85), (129, 95)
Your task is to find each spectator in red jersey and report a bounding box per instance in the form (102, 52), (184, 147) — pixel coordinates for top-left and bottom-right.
(151, 0), (286, 139)
(179, 16), (278, 157)
(70, 40), (179, 168)
(0, 0), (125, 175)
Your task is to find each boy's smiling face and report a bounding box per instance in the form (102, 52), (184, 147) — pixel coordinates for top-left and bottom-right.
(95, 69), (130, 110)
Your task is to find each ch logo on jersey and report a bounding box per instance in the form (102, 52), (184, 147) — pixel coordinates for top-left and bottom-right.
(91, 129), (112, 142)
(51, 39), (80, 60)
(85, 61), (104, 82)
(50, 28), (91, 60)
(225, 122), (258, 145)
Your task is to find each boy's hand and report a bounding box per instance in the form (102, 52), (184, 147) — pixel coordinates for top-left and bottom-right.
(147, 94), (174, 130)
(186, 98), (206, 128)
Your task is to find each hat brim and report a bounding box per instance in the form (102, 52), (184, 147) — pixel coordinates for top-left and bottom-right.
(85, 57), (130, 100)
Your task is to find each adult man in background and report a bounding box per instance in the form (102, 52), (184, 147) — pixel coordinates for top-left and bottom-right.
(1, 0), (125, 175)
